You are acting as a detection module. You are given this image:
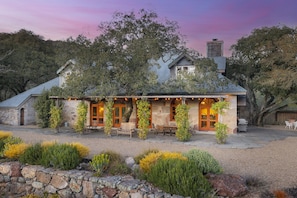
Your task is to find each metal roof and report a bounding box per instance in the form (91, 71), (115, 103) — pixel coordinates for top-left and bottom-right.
(0, 77), (59, 108)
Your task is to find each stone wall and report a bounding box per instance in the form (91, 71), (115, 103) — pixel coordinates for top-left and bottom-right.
(0, 161), (181, 198)
(0, 96), (38, 126)
(0, 108), (19, 125)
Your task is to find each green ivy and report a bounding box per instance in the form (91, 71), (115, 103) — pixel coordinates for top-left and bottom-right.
(74, 101), (88, 133)
(104, 99), (114, 136)
(136, 100), (150, 139)
(175, 104), (191, 141)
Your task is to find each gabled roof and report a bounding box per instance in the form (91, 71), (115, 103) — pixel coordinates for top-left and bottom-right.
(56, 59), (75, 75)
(168, 53), (194, 69)
(0, 77), (59, 108)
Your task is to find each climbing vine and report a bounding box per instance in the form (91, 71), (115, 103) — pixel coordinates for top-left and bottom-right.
(104, 99), (114, 136)
(175, 104), (191, 141)
(136, 99), (150, 140)
(74, 101), (88, 133)
(49, 104), (63, 133)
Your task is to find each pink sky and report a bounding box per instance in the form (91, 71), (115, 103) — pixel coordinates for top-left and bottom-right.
(0, 0), (296, 57)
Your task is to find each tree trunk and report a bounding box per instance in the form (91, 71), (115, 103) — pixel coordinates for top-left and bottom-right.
(122, 98), (133, 122)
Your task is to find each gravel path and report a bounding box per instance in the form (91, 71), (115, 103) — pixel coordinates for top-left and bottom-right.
(1, 124), (297, 195)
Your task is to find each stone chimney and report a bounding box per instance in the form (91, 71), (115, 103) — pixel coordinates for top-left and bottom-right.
(207, 39), (224, 57)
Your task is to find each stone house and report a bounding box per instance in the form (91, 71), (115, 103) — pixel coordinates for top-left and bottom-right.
(0, 78), (59, 125)
(56, 52), (246, 134)
(0, 40), (246, 133)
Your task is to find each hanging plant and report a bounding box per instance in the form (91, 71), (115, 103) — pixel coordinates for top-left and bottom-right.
(104, 99), (114, 136)
(74, 101), (88, 134)
(175, 104), (191, 141)
(136, 99), (150, 140)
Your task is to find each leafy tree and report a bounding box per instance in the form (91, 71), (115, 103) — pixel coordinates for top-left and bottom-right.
(64, 9), (185, 121)
(0, 29), (60, 100)
(227, 26), (297, 125)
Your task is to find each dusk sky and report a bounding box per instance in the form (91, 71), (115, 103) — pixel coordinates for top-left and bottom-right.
(0, 0), (296, 57)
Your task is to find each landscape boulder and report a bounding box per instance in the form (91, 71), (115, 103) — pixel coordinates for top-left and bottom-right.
(206, 173), (248, 197)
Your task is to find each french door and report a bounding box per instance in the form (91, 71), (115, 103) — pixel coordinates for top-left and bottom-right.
(113, 104), (126, 127)
(199, 98), (218, 131)
(90, 102), (104, 126)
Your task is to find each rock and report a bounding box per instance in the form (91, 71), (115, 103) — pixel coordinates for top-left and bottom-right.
(206, 173), (248, 197)
(102, 186), (117, 198)
(36, 171), (52, 184)
(10, 162), (22, 177)
(21, 165), (42, 179)
(0, 163), (10, 175)
(50, 174), (68, 189)
(125, 156), (135, 168)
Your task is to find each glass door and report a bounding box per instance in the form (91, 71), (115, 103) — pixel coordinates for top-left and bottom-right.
(199, 98), (218, 131)
(90, 102), (104, 126)
(113, 104), (126, 128)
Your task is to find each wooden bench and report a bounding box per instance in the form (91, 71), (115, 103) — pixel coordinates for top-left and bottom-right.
(116, 122), (136, 138)
(84, 126), (103, 133)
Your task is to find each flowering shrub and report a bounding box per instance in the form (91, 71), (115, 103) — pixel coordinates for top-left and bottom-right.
(0, 131), (12, 140)
(90, 153), (110, 176)
(4, 143), (29, 159)
(41, 141), (57, 148)
(139, 151), (187, 173)
(68, 142), (90, 158)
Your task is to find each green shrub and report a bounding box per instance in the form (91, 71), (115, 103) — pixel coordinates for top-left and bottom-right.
(34, 90), (52, 128)
(146, 158), (212, 197)
(19, 143), (43, 165)
(90, 153), (110, 176)
(99, 150), (131, 175)
(215, 122), (228, 144)
(134, 149), (159, 164)
(183, 149), (223, 174)
(108, 163), (131, 175)
(41, 143), (81, 170)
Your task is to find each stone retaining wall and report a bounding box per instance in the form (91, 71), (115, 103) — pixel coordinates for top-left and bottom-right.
(0, 161), (183, 198)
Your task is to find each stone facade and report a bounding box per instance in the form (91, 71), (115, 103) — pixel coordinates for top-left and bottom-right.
(0, 96), (38, 126)
(61, 95), (238, 134)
